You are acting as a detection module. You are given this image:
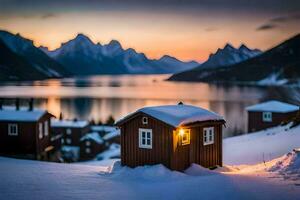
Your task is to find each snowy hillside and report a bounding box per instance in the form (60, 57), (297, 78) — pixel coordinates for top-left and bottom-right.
(42, 34), (198, 75)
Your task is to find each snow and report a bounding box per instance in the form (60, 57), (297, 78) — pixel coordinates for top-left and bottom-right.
(80, 132), (104, 144)
(51, 118), (89, 128)
(258, 73), (288, 86)
(0, 106), (46, 122)
(0, 155), (300, 200)
(269, 149), (300, 173)
(223, 123), (300, 165)
(103, 129), (120, 140)
(246, 100), (299, 113)
(116, 104), (224, 128)
(96, 143), (120, 160)
(61, 145), (80, 161)
(91, 125), (117, 133)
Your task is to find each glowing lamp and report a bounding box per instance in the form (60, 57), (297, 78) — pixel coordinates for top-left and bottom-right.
(179, 128), (185, 136)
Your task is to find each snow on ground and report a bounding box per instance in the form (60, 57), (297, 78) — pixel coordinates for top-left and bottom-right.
(223, 123), (300, 165)
(1, 123), (300, 199)
(0, 156), (299, 200)
(96, 143), (120, 160)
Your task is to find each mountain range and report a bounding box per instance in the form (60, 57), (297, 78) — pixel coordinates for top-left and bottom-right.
(41, 34), (198, 75)
(169, 34), (300, 85)
(0, 30), (69, 81)
(199, 43), (261, 69)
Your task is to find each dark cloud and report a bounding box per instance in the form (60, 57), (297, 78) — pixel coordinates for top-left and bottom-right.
(270, 14), (300, 23)
(256, 24), (277, 31)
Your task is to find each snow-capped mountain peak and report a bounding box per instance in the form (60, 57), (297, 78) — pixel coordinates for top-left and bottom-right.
(200, 43), (262, 69)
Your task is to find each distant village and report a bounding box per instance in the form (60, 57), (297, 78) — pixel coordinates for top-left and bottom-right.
(0, 98), (120, 163)
(0, 98), (299, 166)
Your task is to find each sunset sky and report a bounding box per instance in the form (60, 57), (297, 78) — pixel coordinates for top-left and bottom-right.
(0, 0), (299, 62)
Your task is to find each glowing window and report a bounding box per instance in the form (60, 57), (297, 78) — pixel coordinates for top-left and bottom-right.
(179, 129), (190, 145)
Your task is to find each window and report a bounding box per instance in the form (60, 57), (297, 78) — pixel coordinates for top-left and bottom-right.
(66, 128), (72, 135)
(203, 127), (214, 145)
(179, 129), (190, 145)
(8, 124), (18, 136)
(39, 123), (43, 139)
(44, 121), (49, 136)
(86, 141), (91, 146)
(61, 138), (64, 144)
(142, 117), (148, 125)
(66, 138), (71, 144)
(85, 148), (91, 154)
(139, 128), (152, 149)
(262, 112), (272, 122)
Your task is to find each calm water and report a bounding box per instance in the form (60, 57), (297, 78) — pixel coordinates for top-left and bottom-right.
(0, 74), (299, 137)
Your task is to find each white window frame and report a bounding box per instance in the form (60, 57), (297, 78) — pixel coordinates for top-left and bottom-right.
(66, 128), (72, 135)
(85, 148), (91, 154)
(142, 117), (148, 125)
(262, 112), (272, 122)
(39, 123), (43, 139)
(139, 128), (152, 149)
(66, 138), (72, 144)
(8, 124), (18, 136)
(203, 127), (214, 145)
(44, 121), (49, 136)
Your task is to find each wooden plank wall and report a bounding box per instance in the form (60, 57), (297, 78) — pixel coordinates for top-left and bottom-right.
(248, 111), (297, 132)
(171, 123), (223, 170)
(121, 113), (174, 169)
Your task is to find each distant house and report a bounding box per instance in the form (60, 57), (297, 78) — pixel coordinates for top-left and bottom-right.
(91, 125), (117, 137)
(0, 106), (54, 160)
(246, 100), (299, 132)
(103, 128), (120, 145)
(51, 119), (90, 146)
(115, 104), (225, 171)
(80, 132), (105, 160)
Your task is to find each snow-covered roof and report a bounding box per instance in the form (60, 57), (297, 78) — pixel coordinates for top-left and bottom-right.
(103, 129), (120, 141)
(0, 106), (47, 122)
(51, 119), (89, 128)
(80, 132), (104, 144)
(91, 125), (117, 133)
(116, 104), (224, 127)
(246, 100), (299, 113)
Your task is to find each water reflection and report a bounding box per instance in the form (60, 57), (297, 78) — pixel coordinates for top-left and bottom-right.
(0, 75), (298, 137)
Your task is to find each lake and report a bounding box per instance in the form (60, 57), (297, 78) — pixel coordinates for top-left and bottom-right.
(0, 74), (299, 137)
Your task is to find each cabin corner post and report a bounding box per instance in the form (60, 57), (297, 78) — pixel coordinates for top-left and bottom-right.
(170, 129), (178, 170)
(120, 126), (125, 166)
(220, 124), (223, 167)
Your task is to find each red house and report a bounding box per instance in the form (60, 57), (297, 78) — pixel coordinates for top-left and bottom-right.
(246, 100), (298, 132)
(116, 104), (225, 171)
(80, 132), (105, 160)
(51, 119), (90, 146)
(0, 106), (54, 160)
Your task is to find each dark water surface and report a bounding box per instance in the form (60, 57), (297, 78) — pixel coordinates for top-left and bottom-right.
(0, 74), (299, 137)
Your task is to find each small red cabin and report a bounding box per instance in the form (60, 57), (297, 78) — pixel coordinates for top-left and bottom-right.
(80, 132), (105, 160)
(115, 104), (225, 171)
(51, 119), (90, 146)
(246, 100), (298, 132)
(0, 107), (53, 160)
